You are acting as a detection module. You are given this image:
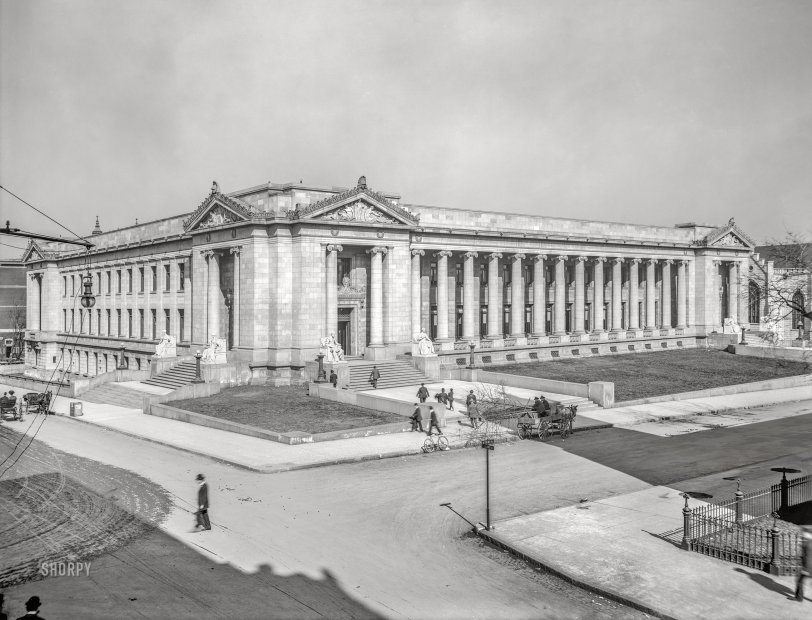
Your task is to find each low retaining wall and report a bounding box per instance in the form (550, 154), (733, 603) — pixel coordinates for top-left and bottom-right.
(141, 381), (222, 413)
(729, 344), (812, 364)
(440, 368), (614, 408)
(73, 369), (151, 396)
(148, 402), (415, 444)
(617, 372), (812, 407)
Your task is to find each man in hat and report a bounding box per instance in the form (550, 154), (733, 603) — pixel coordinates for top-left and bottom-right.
(195, 474), (211, 531)
(16, 595), (44, 619)
(416, 383), (429, 403)
(329, 369), (338, 388)
(368, 365), (381, 389)
(409, 403), (424, 433)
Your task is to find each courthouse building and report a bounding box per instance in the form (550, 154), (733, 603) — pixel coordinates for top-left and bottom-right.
(22, 176), (760, 383)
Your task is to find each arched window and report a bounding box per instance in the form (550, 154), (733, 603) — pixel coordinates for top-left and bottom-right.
(748, 281), (761, 324)
(792, 290), (805, 327)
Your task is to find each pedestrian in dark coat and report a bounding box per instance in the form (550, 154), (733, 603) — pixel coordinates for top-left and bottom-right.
(195, 473), (211, 530)
(16, 595), (44, 620)
(796, 526), (812, 601)
(369, 366), (381, 389)
(410, 404), (425, 432)
(465, 390), (477, 407)
(435, 388), (448, 405)
(416, 383), (429, 403)
(447, 388), (455, 411)
(329, 370), (338, 388)
(427, 406), (442, 436)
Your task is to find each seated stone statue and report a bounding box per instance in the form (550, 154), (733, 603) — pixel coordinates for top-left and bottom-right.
(154, 331), (177, 357)
(320, 334), (345, 362)
(413, 327), (435, 355)
(722, 318), (741, 335)
(201, 334), (227, 363)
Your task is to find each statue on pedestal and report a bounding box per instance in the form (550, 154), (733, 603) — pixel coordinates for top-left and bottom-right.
(320, 333), (345, 363)
(201, 333), (227, 364)
(413, 327), (436, 355)
(722, 318), (741, 335)
(153, 331), (177, 357)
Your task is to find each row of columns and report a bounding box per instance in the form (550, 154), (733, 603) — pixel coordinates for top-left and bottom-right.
(202, 246), (241, 346)
(410, 251), (692, 339)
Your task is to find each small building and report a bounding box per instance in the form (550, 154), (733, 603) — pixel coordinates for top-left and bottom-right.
(0, 258), (26, 360)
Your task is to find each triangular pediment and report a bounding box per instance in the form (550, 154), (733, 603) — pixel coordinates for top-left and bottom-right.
(21, 241), (47, 263)
(289, 183), (419, 226)
(183, 190), (256, 232)
(700, 218), (755, 250)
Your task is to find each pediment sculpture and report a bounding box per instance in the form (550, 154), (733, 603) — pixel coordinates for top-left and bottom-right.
(321, 201), (399, 224)
(197, 205), (238, 229)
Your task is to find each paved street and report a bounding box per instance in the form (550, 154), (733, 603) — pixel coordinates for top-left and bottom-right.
(2, 401), (811, 618)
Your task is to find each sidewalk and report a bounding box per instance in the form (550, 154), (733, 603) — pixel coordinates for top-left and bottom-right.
(481, 486), (808, 619)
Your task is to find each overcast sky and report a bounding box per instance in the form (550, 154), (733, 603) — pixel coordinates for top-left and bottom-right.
(1, 0), (811, 258)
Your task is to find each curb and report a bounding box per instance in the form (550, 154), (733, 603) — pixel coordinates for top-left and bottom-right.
(476, 527), (678, 620)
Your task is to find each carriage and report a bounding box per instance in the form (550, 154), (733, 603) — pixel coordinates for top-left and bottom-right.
(516, 404), (578, 441)
(0, 399), (22, 422)
(23, 391), (52, 415)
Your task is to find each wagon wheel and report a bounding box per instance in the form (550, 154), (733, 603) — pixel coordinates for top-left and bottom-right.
(517, 424), (528, 440)
(422, 438), (435, 453)
(539, 421), (551, 441)
(438, 436), (450, 451)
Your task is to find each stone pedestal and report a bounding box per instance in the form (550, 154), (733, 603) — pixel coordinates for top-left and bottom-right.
(411, 355), (440, 380)
(364, 345), (394, 361)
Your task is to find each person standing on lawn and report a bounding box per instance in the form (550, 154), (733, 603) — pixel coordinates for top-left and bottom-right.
(427, 406), (442, 436)
(369, 365), (381, 389)
(195, 473), (211, 531)
(416, 383), (429, 403)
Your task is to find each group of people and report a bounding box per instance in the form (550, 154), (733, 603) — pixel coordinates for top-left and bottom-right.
(409, 404), (442, 436)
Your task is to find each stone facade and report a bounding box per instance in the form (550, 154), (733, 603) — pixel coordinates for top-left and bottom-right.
(20, 178), (762, 383)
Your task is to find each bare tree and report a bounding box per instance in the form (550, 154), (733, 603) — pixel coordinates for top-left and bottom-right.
(9, 295), (26, 360)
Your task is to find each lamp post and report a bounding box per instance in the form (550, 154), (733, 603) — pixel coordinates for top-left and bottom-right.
(116, 344), (127, 370)
(192, 350), (204, 383)
(482, 438), (495, 530)
(315, 353), (327, 383)
(740, 326), (747, 345)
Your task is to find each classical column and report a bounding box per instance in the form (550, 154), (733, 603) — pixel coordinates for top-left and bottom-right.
(463, 252), (478, 339)
(645, 259), (657, 329)
(325, 244), (342, 339)
(629, 258), (641, 330)
(677, 260), (687, 328)
(487, 253), (502, 338)
(592, 257), (606, 332)
(554, 255), (567, 335)
(737, 260), (749, 327)
(203, 250), (220, 339)
(510, 253), (526, 336)
(411, 249), (424, 336)
(531, 254), (547, 335)
(230, 247), (241, 348)
(367, 246), (388, 346)
(29, 274), (41, 331)
(728, 261), (739, 322)
(611, 258), (623, 331)
(573, 256), (586, 334)
(434, 250), (453, 341)
(662, 260), (673, 328)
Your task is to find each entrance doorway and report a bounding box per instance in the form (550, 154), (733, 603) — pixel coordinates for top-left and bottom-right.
(338, 319), (351, 356)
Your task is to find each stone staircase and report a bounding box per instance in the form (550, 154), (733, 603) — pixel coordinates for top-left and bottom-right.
(78, 383), (148, 409)
(347, 359), (430, 391)
(141, 361), (198, 390)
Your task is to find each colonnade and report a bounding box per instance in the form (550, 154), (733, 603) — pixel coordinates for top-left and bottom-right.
(202, 246), (241, 346)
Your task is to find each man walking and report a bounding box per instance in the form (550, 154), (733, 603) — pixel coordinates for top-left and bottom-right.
(410, 403), (425, 432)
(447, 388), (455, 411)
(427, 406), (442, 436)
(195, 473), (211, 531)
(416, 383), (429, 403)
(435, 387), (448, 406)
(329, 369), (338, 388)
(368, 365), (381, 389)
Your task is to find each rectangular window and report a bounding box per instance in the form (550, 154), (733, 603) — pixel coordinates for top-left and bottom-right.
(106, 310), (111, 335)
(525, 304), (533, 335)
(151, 309), (157, 339)
(71, 309), (75, 333)
(480, 305), (488, 336)
(178, 309), (185, 341)
(430, 304), (438, 340)
(164, 309), (170, 334)
(584, 303), (591, 333)
(151, 266), (157, 292)
(503, 265), (511, 286)
(545, 304), (553, 334)
(63, 309), (67, 331)
(178, 263), (185, 291)
(455, 305), (463, 340)
(139, 267), (145, 292)
(430, 263), (437, 286)
(106, 271), (111, 295)
(128, 310), (133, 338)
(603, 302), (610, 331)
(71, 275), (76, 296)
(117, 310), (122, 336)
(621, 302), (627, 329)
(164, 264), (171, 291)
(96, 272), (102, 295)
(479, 264), (488, 286)
(116, 270), (122, 294)
(565, 303), (572, 333)
(337, 257), (351, 286)
(127, 269), (133, 293)
(96, 309), (101, 335)
(63, 276), (67, 297)
(80, 310), (85, 334)
(139, 310), (145, 339)
(503, 304), (511, 336)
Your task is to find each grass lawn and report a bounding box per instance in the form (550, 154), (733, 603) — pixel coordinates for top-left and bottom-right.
(485, 348), (811, 402)
(169, 385), (404, 434)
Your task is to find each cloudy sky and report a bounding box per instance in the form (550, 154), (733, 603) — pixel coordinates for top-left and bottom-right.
(1, 0), (811, 258)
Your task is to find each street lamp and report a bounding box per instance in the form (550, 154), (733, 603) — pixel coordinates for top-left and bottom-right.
(192, 350), (204, 383)
(80, 271), (96, 308)
(116, 343), (127, 370)
(482, 438), (495, 530)
(467, 341), (477, 369)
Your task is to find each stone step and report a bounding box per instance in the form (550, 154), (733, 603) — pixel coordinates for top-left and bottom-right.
(346, 359), (430, 391)
(141, 362), (197, 389)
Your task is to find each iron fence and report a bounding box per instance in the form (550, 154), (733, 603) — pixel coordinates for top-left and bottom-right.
(684, 474), (809, 575)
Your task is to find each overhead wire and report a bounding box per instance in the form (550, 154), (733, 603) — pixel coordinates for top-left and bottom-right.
(0, 183), (90, 243)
